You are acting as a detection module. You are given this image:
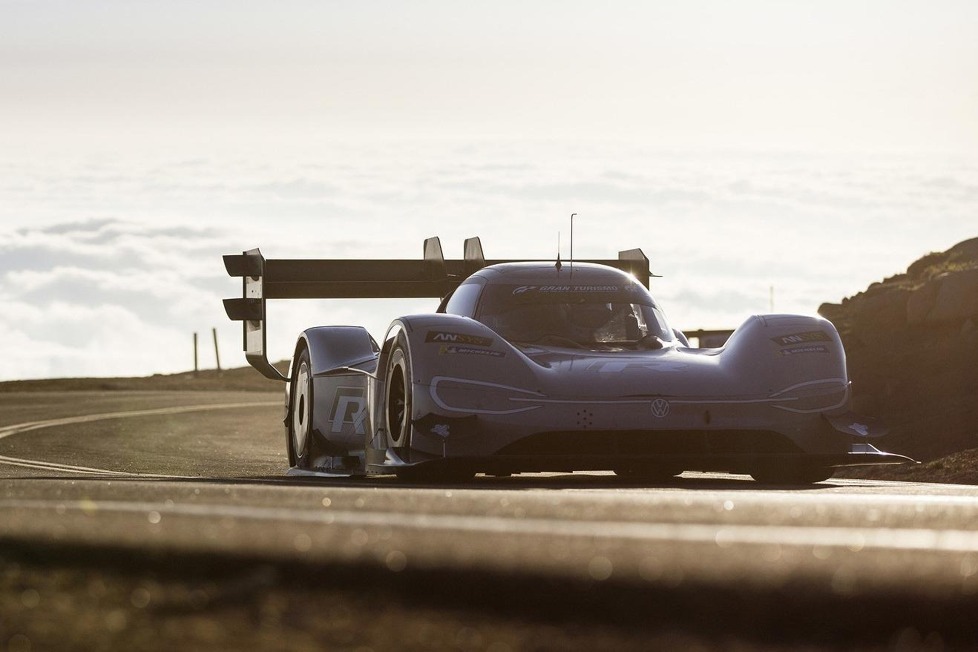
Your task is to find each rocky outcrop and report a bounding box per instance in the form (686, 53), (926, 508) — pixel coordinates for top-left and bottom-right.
(819, 237), (978, 462)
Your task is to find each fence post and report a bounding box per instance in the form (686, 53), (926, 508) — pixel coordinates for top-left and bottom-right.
(212, 327), (222, 372)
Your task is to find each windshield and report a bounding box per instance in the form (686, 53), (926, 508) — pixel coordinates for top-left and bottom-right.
(476, 283), (676, 349)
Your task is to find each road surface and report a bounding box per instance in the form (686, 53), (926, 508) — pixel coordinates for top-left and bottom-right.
(1, 390), (976, 650)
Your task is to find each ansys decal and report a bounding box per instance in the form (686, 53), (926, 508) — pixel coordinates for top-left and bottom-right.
(425, 331), (493, 347)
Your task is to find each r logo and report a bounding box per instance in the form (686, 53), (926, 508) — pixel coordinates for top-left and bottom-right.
(329, 387), (367, 434)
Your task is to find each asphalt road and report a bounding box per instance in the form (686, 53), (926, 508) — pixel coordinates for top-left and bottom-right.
(1, 390), (977, 650)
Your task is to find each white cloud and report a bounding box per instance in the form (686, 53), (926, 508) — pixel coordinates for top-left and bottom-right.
(0, 145), (975, 380)
(1, 301), (190, 379)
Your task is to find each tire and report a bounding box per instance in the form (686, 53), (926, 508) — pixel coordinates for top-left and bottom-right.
(384, 339), (473, 484)
(385, 342), (412, 448)
(288, 347), (314, 467)
(750, 461), (833, 485)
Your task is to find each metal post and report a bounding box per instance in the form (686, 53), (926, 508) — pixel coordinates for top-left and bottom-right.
(570, 213), (576, 266)
(212, 327), (222, 372)
(193, 332), (199, 375)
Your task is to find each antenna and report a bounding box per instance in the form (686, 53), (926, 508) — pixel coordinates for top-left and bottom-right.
(570, 213), (577, 269)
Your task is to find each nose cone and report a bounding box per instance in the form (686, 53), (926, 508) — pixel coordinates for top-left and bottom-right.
(523, 346), (729, 398)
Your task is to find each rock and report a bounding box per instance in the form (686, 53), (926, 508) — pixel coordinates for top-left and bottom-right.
(906, 278), (941, 326)
(926, 269), (978, 324)
(963, 319), (978, 350)
(852, 287), (910, 332)
(907, 250), (948, 279)
(830, 237), (978, 462)
(947, 237), (978, 263)
(817, 302), (844, 323)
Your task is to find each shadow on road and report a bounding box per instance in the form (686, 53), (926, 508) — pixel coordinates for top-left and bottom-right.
(4, 471), (848, 491)
(0, 532), (973, 651)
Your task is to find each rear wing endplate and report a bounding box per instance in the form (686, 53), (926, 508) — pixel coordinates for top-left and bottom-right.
(223, 236), (651, 380)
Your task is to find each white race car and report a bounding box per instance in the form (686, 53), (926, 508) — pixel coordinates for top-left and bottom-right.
(224, 237), (910, 483)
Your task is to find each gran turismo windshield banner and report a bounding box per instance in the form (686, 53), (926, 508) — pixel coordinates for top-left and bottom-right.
(492, 284), (652, 306)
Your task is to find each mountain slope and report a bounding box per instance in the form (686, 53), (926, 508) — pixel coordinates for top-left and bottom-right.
(819, 237), (978, 463)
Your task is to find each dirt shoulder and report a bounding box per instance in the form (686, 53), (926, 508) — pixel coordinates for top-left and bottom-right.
(0, 362), (290, 394)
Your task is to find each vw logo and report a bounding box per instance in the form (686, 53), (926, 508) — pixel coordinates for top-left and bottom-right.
(650, 398), (670, 418)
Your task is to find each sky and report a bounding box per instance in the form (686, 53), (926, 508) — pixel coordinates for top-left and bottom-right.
(1, 1), (976, 380)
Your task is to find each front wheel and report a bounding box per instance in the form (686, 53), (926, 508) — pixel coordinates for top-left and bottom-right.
(385, 339), (474, 484)
(288, 347), (314, 467)
(384, 342), (412, 448)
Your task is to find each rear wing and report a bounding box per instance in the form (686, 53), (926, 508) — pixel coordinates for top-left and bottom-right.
(223, 236), (652, 381)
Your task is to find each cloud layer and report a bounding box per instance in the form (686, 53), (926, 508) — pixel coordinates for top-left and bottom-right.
(1, 144), (975, 380)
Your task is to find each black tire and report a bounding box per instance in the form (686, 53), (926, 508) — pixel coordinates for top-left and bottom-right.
(750, 461), (833, 485)
(385, 339), (473, 484)
(288, 347), (314, 467)
(385, 342), (412, 448)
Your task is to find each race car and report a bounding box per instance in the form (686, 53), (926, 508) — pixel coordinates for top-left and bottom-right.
(223, 237), (911, 483)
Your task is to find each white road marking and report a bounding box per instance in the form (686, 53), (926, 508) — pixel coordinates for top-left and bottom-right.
(0, 455), (133, 476)
(0, 402), (280, 441)
(3, 497), (978, 554)
(0, 455), (192, 478)
(0, 401), (279, 476)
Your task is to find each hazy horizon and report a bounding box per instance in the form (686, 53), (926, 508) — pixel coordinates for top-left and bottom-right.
(2, 2), (976, 380)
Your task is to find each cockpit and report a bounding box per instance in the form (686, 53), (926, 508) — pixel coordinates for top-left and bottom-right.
(442, 265), (677, 350)
(477, 284), (675, 349)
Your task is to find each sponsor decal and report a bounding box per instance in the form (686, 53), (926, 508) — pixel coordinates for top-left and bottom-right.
(512, 285), (623, 296)
(778, 344), (829, 357)
(771, 330), (832, 346)
(439, 345), (505, 358)
(425, 331), (493, 347)
(328, 387), (367, 435)
(430, 424), (451, 438)
(650, 398), (671, 418)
